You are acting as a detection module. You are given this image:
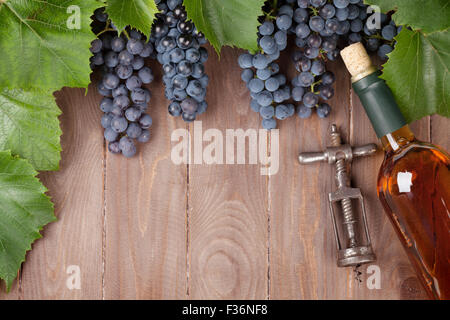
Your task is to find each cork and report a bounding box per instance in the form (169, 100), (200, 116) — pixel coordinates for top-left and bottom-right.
(341, 43), (377, 82)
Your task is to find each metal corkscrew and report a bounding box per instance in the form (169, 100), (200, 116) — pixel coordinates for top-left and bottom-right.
(299, 124), (378, 267)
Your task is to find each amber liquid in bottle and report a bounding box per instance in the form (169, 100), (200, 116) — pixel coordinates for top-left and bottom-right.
(377, 126), (450, 299)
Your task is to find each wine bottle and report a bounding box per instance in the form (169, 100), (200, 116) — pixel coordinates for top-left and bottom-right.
(341, 43), (450, 300)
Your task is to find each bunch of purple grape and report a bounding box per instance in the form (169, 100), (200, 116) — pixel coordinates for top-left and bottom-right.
(150, 0), (209, 122)
(90, 8), (154, 158)
(291, 0), (343, 119)
(238, 0), (297, 130)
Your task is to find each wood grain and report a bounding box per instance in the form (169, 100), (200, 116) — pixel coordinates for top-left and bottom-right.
(188, 47), (269, 299)
(103, 59), (188, 299)
(19, 87), (105, 299)
(0, 48), (448, 300)
(431, 115), (450, 152)
(269, 52), (354, 299)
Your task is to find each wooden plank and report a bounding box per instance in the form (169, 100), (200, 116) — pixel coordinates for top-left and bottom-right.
(269, 56), (353, 299)
(350, 91), (430, 299)
(188, 47), (269, 299)
(19, 87), (105, 299)
(103, 59), (188, 299)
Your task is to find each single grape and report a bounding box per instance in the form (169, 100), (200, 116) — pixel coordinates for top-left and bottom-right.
(347, 4), (360, 20)
(186, 80), (203, 96)
(297, 104), (312, 118)
(303, 92), (319, 107)
(101, 113), (113, 129)
(115, 64), (133, 79)
(333, 0), (350, 9)
(139, 114), (153, 129)
(169, 101), (182, 117)
(311, 60), (325, 76)
(319, 85), (334, 100)
(276, 15), (292, 31)
(182, 112), (196, 122)
(131, 88), (151, 104)
(138, 67), (154, 84)
(265, 77), (280, 92)
(120, 137), (137, 158)
(108, 141), (121, 154)
(127, 38), (144, 55)
(90, 39), (103, 54)
(104, 51), (119, 68)
(111, 116), (128, 133)
(250, 99), (261, 112)
(275, 104), (290, 120)
(317, 103), (331, 118)
(126, 122), (143, 139)
(378, 44), (393, 59)
(260, 105), (275, 119)
(186, 48), (200, 63)
(137, 130), (151, 143)
(131, 56), (145, 70)
(295, 23), (311, 39)
(252, 54), (269, 69)
(181, 98), (198, 114)
(248, 78), (265, 93)
(259, 21), (275, 36)
(292, 86), (305, 102)
(125, 107), (142, 122)
(257, 91), (273, 107)
(381, 25), (397, 41)
(321, 71), (336, 85)
(298, 72), (314, 87)
(113, 95), (130, 110)
(319, 4), (336, 19)
(100, 98), (114, 113)
(111, 37), (125, 52)
(94, 8), (108, 22)
(103, 73), (120, 90)
(262, 118), (277, 130)
(112, 84), (128, 98)
(309, 16), (325, 32)
(126, 76), (143, 91)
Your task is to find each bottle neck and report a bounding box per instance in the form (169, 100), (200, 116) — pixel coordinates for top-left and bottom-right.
(352, 72), (407, 139)
(380, 125), (416, 152)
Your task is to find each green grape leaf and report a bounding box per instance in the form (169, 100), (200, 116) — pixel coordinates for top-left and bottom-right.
(380, 28), (450, 122)
(105, 0), (158, 39)
(0, 0), (103, 91)
(364, 0), (450, 34)
(184, 0), (266, 54)
(0, 88), (62, 171)
(0, 151), (56, 291)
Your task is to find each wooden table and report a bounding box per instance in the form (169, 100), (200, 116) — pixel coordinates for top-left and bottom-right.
(1, 46), (447, 300)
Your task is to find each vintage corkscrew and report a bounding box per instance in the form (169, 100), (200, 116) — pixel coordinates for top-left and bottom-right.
(299, 124), (378, 267)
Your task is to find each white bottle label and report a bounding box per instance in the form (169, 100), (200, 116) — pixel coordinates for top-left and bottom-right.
(397, 171), (413, 193)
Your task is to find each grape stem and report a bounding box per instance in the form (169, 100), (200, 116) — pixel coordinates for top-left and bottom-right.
(96, 28), (116, 37)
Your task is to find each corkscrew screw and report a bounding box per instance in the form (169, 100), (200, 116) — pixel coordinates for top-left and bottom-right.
(299, 124), (378, 267)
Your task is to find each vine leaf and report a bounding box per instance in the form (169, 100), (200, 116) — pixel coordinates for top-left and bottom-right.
(381, 28), (450, 122)
(0, 151), (56, 291)
(0, 88), (62, 171)
(0, 0), (103, 91)
(105, 0), (158, 39)
(364, 0), (450, 34)
(184, 0), (266, 54)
